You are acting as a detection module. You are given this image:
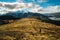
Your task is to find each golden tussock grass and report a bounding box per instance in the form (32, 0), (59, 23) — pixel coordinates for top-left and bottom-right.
(0, 18), (60, 40)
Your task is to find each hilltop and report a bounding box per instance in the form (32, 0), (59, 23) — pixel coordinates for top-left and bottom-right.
(0, 18), (60, 40)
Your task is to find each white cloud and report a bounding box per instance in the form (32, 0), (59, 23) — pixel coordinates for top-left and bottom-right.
(37, 0), (47, 2)
(0, 2), (60, 15)
(0, 2), (42, 14)
(28, 5), (60, 14)
(32, 0), (47, 3)
(42, 6), (60, 13)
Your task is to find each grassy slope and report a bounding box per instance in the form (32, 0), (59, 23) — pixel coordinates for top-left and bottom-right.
(0, 18), (60, 40)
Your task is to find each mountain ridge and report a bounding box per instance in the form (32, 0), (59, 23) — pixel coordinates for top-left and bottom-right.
(0, 18), (60, 40)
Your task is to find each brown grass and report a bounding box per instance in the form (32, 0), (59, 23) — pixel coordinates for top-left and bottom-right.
(0, 18), (60, 40)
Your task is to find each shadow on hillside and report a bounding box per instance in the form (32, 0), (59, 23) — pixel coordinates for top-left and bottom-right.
(0, 31), (25, 40)
(0, 15), (20, 25)
(43, 20), (60, 26)
(0, 18), (20, 25)
(0, 18), (60, 26)
(50, 21), (60, 26)
(0, 12), (60, 26)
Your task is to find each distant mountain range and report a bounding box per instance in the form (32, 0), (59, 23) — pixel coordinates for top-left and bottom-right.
(0, 11), (60, 25)
(0, 11), (60, 22)
(0, 12), (46, 20)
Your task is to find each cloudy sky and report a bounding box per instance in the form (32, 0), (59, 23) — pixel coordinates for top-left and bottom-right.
(0, 0), (60, 14)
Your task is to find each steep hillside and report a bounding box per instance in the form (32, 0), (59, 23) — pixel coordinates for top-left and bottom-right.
(0, 18), (60, 40)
